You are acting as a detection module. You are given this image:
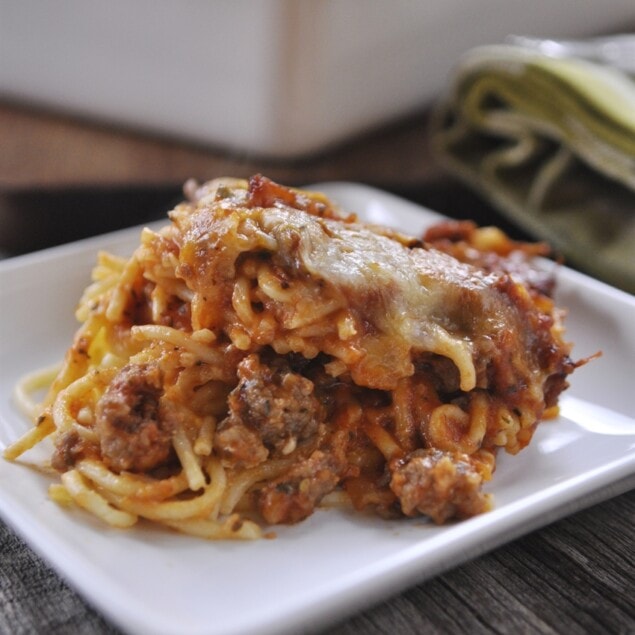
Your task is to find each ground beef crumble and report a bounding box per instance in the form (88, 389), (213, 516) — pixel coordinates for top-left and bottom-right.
(94, 363), (174, 473)
(257, 450), (344, 524)
(389, 448), (491, 523)
(215, 353), (324, 467)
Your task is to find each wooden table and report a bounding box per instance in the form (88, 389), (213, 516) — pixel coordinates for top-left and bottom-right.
(1, 101), (633, 635)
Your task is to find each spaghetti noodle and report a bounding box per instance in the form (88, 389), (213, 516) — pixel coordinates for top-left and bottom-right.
(4, 175), (582, 539)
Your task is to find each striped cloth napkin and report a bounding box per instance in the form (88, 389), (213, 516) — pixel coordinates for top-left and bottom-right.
(430, 41), (635, 294)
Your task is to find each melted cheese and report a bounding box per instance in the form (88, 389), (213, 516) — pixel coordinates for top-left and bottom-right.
(258, 208), (502, 392)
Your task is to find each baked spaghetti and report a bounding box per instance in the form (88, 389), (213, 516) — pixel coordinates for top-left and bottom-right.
(4, 175), (581, 539)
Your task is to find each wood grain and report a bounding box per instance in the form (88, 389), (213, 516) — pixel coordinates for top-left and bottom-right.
(0, 101), (441, 190)
(329, 489), (635, 635)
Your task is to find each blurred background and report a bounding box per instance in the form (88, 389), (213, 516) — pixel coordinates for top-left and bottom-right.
(1, 0), (634, 266)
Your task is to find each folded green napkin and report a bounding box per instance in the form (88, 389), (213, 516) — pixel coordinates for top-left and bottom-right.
(430, 43), (635, 294)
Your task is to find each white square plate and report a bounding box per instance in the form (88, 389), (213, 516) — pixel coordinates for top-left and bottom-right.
(1, 183), (634, 635)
